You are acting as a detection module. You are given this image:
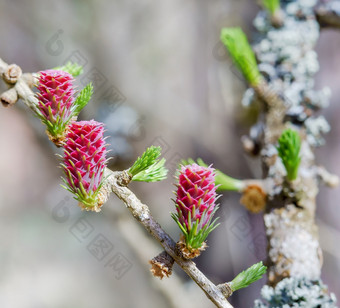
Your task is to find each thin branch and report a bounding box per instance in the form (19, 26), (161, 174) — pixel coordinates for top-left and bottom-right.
(315, 2), (340, 29)
(245, 1), (339, 290)
(0, 58), (38, 109)
(112, 211), (208, 308)
(102, 169), (234, 308)
(0, 58), (234, 308)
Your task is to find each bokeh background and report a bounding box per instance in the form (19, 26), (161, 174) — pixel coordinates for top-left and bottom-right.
(0, 1), (339, 307)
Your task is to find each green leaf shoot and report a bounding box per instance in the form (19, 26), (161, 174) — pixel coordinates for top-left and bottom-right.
(181, 158), (245, 191)
(277, 129), (301, 181)
(230, 261), (267, 292)
(72, 83), (93, 117)
(132, 158), (168, 182)
(53, 61), (83, 77)
(129, 146), (168, 182)
(220, 27), (262, 86)
(262, 0), (280, 15)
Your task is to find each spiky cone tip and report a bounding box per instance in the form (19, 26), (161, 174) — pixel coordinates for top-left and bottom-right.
(149, 251), (174, 279)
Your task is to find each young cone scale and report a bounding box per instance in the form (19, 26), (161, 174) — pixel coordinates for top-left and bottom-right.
(61, 120), (108, 212)
(172, 164), (219, 259)
(36, 70), (76, 145)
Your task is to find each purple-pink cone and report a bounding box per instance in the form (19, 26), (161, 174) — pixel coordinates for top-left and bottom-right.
(36, 70), (75, 145)
(172, 164), (219, 257)
(61, 120), (108, 211)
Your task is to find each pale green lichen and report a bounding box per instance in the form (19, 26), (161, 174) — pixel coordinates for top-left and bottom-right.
(254, 277), (337, 308)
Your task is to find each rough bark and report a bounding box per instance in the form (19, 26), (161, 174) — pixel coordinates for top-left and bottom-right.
(244, 0), (338, 295)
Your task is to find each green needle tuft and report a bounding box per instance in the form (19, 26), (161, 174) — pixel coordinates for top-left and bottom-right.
(129, 146), (168, 182)
(220, 27), (262, 86)
(53, 61), (83, 77)
(230, 261), (267, 292)
(277, 129), (301, 181)
(262, 0), (280, 15)
(72, 83), (93, 117)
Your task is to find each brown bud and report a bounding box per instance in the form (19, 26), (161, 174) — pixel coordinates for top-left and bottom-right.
(0, 87), (18, 107)
(149, 251), (174, 279)
(3, 64), (22, 84)
(240, 184), (267, 213)
(271, 10), (284, 28)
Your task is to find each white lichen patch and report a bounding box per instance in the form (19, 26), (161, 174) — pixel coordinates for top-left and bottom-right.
(254, 277), (337, 308)
(264, 206), (321, 283)
(305, 116), (331, 147)
(245, 0), (330, 149)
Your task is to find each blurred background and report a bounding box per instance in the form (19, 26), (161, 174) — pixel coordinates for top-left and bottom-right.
(0, 0), (339, 307)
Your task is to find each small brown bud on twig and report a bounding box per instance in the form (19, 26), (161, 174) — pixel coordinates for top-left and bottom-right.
(240, 183), (267, 213)
(271, 10), (284, 28)
(149, 250), (174, 279)
(3, 64), (22, 84)
(0, 87), (18, 107)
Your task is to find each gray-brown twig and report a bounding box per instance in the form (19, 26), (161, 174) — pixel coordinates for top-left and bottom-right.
(315, 2), (340, 29)
(103, 169), (234, 308)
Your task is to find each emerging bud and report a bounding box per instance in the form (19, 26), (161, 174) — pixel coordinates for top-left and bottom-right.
(129, 146), (168, 182)
(36, 70), (75, 145)
(172, 164), (219, 258)
(240, 184), (267, 213)
(220, 27), (262, 86)
(182, 158), (245, 192)
(61, 120), (108, 212)
(277, 128), (301, 181)
(230, 261), (267, 291)
(149, 251), (174, 279)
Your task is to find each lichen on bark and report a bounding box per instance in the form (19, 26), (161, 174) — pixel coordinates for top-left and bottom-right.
(241, 0), (339, 305)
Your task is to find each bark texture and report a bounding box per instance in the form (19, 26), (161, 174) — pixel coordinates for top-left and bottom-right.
(242, 0), (339, 305)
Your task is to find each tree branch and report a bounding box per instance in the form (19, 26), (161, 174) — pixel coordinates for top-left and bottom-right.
(102, 169), (234, 308)
(0, 58), (37, 109)
(111, 211), (209, 308)
(315, 2), (340, 29)
(0, 58), (234, 307)
(245, 1), (339, 293)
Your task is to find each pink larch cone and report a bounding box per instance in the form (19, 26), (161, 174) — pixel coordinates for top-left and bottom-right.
(172, 164), (219, 258)
(36, 70), (75, 144)
(61, 120), (108, 212)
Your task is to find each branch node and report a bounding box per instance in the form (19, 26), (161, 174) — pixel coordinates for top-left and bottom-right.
(316, 166), (339, 188)
(149, 250), (174, 279)
(271, 9), (284, 28)
(240, 183), (267, 213)
(3, 64), (22, 84)
(117, 170), (133, 186)
(175, 234), (207, 259)
(22, 73), (36, 88)
(217, 283), (233, 299)
(0, 87), (18, 107)
(315, 2), (340, 29)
